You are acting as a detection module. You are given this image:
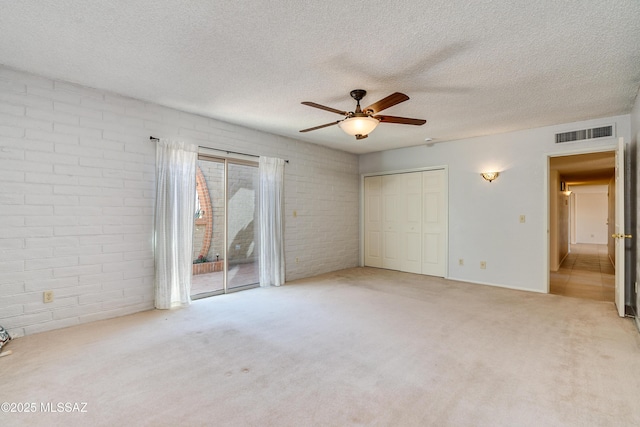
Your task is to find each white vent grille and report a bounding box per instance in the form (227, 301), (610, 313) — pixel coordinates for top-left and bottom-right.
(555, 125), (614, 144)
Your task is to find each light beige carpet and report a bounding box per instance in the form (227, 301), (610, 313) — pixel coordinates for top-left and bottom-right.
(1, 267), (639, 426)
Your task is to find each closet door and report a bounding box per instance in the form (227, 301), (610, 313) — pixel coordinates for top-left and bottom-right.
(364, 176), (382, 268)
(382, 174), (402, 270)
(400, 172), (423, 274)
(364, 169), (447, 278)
(422, 169), (447, 277)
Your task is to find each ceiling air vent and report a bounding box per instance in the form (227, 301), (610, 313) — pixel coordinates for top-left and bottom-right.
(555, 125), (614, 144)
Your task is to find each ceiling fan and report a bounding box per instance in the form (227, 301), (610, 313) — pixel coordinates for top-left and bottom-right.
(300, 89), (426, 140)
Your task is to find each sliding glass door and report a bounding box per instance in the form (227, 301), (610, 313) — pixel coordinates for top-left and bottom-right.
(226, 162), (259, 290)
(191, 155), (259, 299)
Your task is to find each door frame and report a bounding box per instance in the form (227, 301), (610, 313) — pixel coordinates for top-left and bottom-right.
(193, 151), (260, 299)
(544, 141), (620, 305)
(614, 137), (627, 317)
(359, 165), (449, 278)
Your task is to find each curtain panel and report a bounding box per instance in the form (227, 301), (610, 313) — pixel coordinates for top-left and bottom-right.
(259, 157), (285, 287)
(154, 139), (197, 309)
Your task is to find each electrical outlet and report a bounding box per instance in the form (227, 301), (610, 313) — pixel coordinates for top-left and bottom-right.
(480, 261), (487, 270)
(459, 258), (464, 266)
(43, 290), (54, 303)
(519, 215), (526, 223)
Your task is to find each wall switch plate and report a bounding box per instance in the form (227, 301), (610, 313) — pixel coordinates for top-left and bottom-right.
(480, 261), (487, 269)
(43, 291), (54, 303)
(293, 210), (297, 218)
(519, 215), (526, 223)
(459, 258), (464, 266)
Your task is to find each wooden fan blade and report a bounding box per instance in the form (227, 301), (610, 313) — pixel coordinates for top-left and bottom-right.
(299, 120), (342, 133)
(363, 92), (409, 114)
(355, 134), (369, 140)
(301, 102), (348, 116)
(374, 115), (426, 126)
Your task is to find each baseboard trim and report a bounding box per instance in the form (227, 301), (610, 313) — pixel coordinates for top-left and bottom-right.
(446, 276), (547, 294)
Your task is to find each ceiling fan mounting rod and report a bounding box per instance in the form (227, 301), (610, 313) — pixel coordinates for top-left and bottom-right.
(350, 89), (367, 114)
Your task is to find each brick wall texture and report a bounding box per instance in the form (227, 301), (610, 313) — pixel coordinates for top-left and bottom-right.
(0, 66), (360, 337)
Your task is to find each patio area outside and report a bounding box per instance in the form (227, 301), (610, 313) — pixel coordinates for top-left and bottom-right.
(191, 262), (259, 296)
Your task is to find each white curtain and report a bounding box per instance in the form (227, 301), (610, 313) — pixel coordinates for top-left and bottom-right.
(259, 157), (285, 287)
(154, 139), (197, 309)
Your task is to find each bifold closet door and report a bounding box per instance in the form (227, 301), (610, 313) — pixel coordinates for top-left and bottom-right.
(422, 169), (446, 277)
(365, 171), (422, 273)
(364, 176), (382, 268)
(382, 174), (402, 271)
(399, 172), (422, 274)
(364, 169), (447, 277)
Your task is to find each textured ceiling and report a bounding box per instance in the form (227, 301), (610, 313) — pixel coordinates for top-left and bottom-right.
(1, 1), (639, 154)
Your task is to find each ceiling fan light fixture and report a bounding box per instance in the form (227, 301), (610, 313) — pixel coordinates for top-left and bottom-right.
(338, 116), (379, 137)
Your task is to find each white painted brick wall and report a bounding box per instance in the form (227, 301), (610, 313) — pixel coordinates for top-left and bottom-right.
(0, 66), (359, 337)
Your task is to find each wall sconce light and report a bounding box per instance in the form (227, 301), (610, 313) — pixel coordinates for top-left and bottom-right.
(481, 172), (499, 182)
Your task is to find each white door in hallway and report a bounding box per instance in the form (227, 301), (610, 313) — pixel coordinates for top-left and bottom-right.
(364, 169), (447, 277)
(613, 137), (627, 317)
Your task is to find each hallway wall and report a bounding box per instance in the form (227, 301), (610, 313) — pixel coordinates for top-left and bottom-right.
(573, 186), (608, 244)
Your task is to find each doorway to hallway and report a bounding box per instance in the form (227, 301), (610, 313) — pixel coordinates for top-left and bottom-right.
(548, 138), (632, 317)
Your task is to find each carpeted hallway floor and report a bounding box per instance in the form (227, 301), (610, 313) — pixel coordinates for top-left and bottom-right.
(1, 267), (639, 426)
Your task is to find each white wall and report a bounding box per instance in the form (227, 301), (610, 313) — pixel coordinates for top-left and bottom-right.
(0, 66), (360, 337)
(572, 185), (608, 244)
(360, 115), (631, 293)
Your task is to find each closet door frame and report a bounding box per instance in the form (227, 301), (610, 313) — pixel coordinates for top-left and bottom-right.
(360, 165), (449, 278)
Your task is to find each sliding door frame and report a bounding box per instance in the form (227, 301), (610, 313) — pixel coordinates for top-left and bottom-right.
(195, 152), (259, 297)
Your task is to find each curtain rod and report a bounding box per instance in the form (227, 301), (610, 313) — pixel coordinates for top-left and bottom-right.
(149, 136), (289, 163)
